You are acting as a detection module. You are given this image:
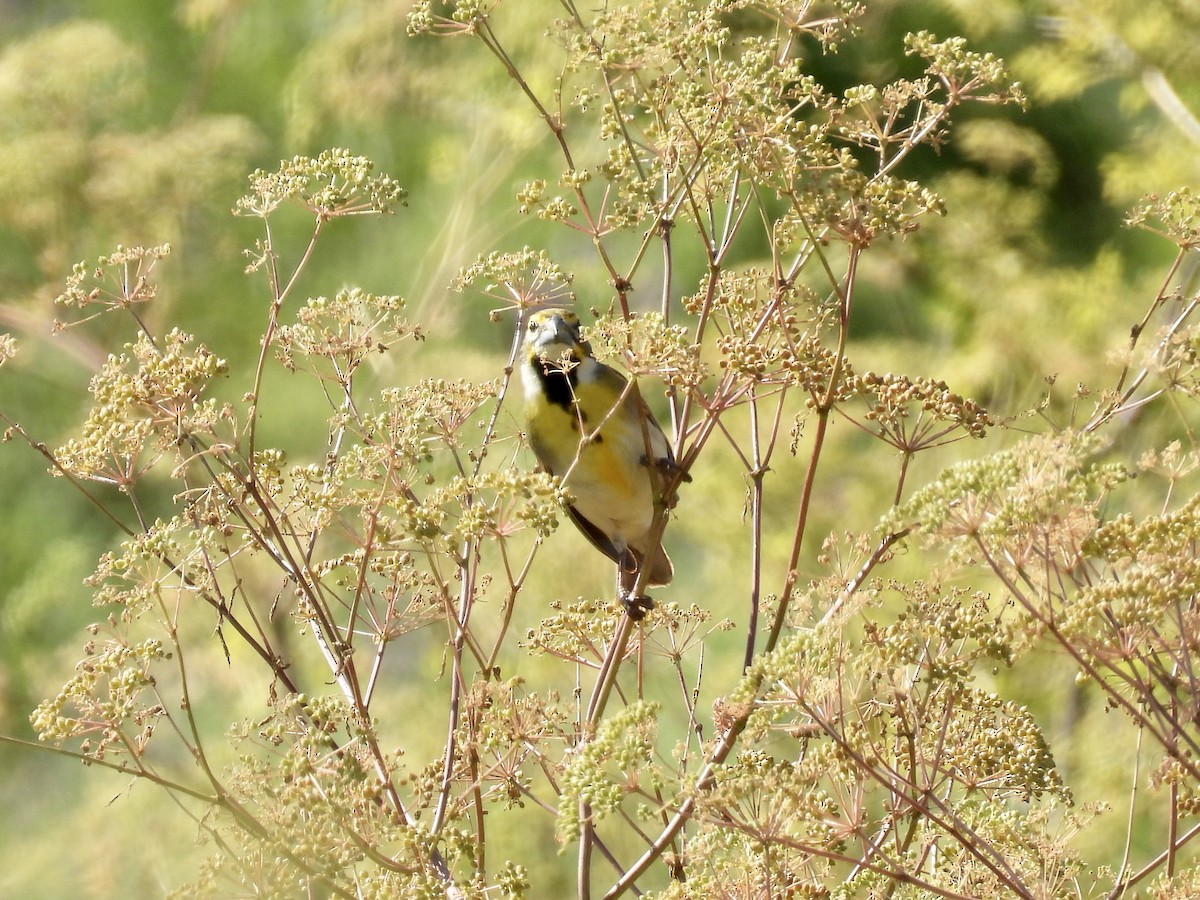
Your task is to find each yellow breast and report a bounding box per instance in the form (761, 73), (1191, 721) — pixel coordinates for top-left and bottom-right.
(526, 373), (656, 549)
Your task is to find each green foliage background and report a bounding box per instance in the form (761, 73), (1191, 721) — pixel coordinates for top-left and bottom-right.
(0, 0), (1197, 896)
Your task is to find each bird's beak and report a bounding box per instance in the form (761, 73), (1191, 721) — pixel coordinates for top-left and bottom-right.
(532, 314), (577, 352)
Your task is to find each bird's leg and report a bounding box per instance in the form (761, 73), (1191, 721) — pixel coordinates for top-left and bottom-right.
(620, 592), (655, 621)
(617, 552), (654, 620)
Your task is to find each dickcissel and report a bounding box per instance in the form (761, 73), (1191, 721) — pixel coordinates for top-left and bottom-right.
(521, 308), (689, 613)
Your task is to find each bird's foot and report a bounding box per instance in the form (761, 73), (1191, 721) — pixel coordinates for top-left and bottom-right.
(620, 592), (655, 621)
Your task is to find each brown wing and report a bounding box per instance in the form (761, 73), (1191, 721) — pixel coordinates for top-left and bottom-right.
(619, 379), (692, 503)
(565, 504), (674, 588)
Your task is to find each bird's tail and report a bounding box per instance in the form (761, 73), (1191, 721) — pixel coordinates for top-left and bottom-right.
(623, 543), (674, 589)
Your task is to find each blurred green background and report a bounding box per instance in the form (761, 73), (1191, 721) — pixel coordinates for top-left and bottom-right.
(0, 0), (1196, 895)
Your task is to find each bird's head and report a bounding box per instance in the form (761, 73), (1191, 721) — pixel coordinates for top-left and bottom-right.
(523, 308), (591, 367)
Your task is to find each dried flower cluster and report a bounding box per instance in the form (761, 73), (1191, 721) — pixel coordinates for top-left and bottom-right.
(4, 2), (1200, 898)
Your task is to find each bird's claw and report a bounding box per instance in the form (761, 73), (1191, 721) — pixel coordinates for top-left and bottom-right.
(620, 592), (655, 621)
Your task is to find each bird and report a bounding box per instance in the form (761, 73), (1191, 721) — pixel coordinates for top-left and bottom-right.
(520, 308), (689, 615)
